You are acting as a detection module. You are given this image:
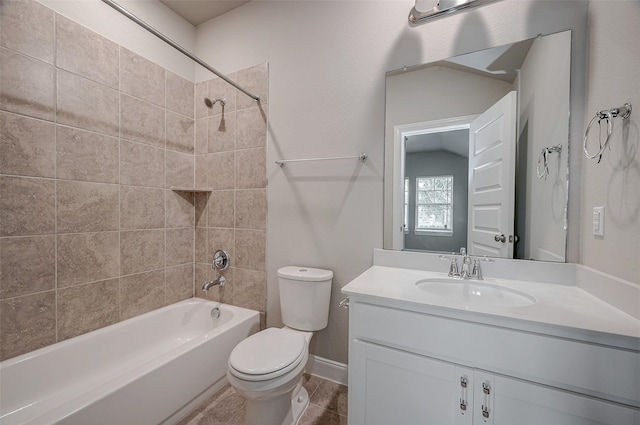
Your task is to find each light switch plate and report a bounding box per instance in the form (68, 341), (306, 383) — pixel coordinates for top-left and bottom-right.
(593, 206), (605, 237)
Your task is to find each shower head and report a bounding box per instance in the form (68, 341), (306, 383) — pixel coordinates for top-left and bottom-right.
(204, 97), (226, 108)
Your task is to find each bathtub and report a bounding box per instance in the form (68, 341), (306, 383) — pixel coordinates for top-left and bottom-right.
(0, 298), (260, 425)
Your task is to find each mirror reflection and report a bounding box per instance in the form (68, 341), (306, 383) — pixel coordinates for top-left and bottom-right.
(384, 30), (571, 262)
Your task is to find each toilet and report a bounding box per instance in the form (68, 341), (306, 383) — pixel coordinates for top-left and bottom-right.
(227, 266), (333, 425)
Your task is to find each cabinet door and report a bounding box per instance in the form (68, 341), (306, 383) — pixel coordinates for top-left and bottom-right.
(490, 375), (640, 425)
(349, 340), (471, 425)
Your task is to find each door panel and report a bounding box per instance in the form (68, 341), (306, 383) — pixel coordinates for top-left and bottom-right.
(468, 91), (517, 258)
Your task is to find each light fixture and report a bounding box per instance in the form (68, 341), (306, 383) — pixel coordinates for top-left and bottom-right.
(409, 0), (498, 24)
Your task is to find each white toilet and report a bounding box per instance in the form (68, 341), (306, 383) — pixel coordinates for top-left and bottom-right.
(227, 266), (333, 425)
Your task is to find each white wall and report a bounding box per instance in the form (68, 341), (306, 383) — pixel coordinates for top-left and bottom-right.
(518, 31), (571, 261)
(36, 0), (196, 80)
(195, 0), (588, 364)
(581, 2), (640, 284)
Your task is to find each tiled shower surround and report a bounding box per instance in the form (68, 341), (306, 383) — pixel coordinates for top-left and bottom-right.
(0, 0), (268, 361)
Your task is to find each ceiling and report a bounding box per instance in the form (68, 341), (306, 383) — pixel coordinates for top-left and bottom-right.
(159, 0), (251, 26)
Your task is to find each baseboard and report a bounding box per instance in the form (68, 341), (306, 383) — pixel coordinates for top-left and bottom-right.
(305, 354), (348, 386)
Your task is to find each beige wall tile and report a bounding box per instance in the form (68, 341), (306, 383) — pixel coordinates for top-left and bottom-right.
(235, 229), (265, 271)
(195, 155), (210, 188)
(166, 190), (195, 228)
(195, 227), (207, 264)
(166, 264), (194, 304)
(1, 111), (55, 178)
(195, 118), (208, 155)
(166, 71), (194, 118)
(166, 111), (194, 154)
(195, 192), (209, 228)
(120, 140), (165, 188)
(56, 125), (119, 184)
(0, 0), (55, 63)
(57, 180), (119, 233)
(0, 235), (55, 299)
(120, 229), (165, 275)
(0, 176), (55, 237)
(166, 151), (194, 189)
(208, 112), (235, 153)
(120, 186), (165, 230)
(233, 268), (266, 312)
(166, 227), (194, 267)
(0, 48), (55, 121)
(57, 69), (119, 136)
(208, 152), (235, 190)
(120, 48), (165, 107)
(236, 147), (266, 189)
(208, 190), (235, 228)
(120, 94), (165, 147)
(195, 81), (208, 119)
(208, 74), (237, 114)
(57, 231), (119, 288)
(236, 107), (267, 150)
(57, 278), (119, 341)
(55, 15), (118, 89)
(236, 64), (268, 110)
(207, 228), (234, 266)
(120, 270), (165, 320)
(0, 291), (56, 361)
(235, 189), (266, 230)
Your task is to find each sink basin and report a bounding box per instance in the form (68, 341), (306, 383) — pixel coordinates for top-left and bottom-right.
(415, 278), (536, 308)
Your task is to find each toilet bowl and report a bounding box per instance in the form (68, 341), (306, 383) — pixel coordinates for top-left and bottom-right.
(227, 266), (333, 425)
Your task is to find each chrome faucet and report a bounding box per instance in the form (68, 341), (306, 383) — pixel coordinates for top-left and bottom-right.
(460, 247), (471, 279)
(202, 275), (226, 291)
(439, 247), (492, 280)
(202, 249), (230, 291)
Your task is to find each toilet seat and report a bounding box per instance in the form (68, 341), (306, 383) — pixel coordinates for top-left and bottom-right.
(229, 328), (307, 382)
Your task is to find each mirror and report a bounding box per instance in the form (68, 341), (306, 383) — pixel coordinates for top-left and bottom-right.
(384, 30), (571, 262)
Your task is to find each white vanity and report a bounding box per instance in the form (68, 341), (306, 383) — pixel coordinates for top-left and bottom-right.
(341, 250), (640, 425)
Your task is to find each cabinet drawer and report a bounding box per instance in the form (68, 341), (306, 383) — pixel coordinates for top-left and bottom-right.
(351, 302), (640, 407)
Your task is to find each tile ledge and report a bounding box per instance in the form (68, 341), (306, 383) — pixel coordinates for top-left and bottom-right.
(170, 187), (212, 192)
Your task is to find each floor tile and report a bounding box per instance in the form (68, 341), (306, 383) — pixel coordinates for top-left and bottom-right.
(176, 376), (347, 425)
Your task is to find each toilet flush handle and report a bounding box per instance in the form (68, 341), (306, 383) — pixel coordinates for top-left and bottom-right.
(339, 298), (350, 309)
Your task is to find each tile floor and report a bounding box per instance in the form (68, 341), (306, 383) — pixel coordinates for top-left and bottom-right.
(176, 374), (348, 425)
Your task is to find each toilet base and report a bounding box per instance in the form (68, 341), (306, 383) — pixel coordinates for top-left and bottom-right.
(243, 381), (309, 425)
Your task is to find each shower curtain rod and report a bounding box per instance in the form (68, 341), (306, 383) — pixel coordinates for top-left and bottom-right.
(101, 0), (260, 102)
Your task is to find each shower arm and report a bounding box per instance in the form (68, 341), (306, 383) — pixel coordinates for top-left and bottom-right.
(101, 0), (260, 102)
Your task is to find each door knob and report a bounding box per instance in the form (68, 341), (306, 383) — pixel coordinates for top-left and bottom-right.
(494, 234), (506, 243)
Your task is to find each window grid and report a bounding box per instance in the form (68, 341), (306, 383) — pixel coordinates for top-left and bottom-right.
(415, 176), (453, 232)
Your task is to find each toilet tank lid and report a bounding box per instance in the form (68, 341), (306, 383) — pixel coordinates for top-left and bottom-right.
(277, 266), (333, 282)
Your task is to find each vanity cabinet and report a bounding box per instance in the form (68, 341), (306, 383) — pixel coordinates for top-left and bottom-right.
(347, 302), (640, 425)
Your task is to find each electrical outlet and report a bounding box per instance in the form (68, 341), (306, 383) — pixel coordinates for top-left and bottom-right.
(593, 206), (605, 237)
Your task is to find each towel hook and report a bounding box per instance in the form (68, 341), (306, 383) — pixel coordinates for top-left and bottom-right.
(583, 103), (632, 163)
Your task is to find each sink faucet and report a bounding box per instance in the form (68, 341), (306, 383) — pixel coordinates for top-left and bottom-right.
(460, 248), (471, 279)
(202, 275), (226, 291)
(439, 247), (492, 280)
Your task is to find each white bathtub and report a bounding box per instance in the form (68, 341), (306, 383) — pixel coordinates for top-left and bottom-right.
(0, 298), (260, 425)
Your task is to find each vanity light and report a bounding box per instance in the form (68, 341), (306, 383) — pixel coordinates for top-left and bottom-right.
(409, 0), (498, 24)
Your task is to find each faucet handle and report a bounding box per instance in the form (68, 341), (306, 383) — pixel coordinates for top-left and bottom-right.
(439, 254), (459, 277)
(471, 259), (483, 280)
(460, 247), (467, 256)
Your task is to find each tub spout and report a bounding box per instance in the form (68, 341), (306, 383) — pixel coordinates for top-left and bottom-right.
(202, 276), (226, 291)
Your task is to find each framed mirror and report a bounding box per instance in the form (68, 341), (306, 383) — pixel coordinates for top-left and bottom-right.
(384, 30), (571, 262)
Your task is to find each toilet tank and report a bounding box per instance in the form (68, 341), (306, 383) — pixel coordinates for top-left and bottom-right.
(278, 266), (333, 331)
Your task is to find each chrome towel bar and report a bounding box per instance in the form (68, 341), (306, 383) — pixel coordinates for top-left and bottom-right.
(276, 153), (367, 167)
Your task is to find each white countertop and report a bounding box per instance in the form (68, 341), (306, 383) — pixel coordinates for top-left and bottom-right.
(342, 265), (640, 351)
